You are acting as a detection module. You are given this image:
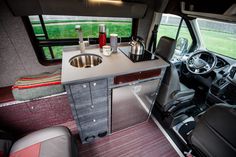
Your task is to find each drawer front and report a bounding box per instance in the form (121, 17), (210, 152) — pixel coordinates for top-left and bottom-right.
(70, 83), (91, 105)
(78, 109), (108, 126)
(81, 118), (107, 132)
(81, 118), (108, 141)
(72, 91), (92, 105)
(70, 83), (90, 93)
(75, 101), (107, 116)
(91, 89), (108, 104)
(90, 79), (107, 90)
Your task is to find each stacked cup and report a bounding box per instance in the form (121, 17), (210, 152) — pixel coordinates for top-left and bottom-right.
(102, 33), (119, 56)
(110, 34), (118, 53)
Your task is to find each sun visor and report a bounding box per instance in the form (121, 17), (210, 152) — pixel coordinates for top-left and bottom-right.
(6, 0), (147, 18)
(181, 2), (236, 22)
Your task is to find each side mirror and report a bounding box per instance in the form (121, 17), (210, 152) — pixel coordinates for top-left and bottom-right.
(175, 37), (188, 55)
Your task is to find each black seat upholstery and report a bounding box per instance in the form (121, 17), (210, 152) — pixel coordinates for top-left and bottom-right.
(155, 36), (195, 113)
(190, 104), (236, 157)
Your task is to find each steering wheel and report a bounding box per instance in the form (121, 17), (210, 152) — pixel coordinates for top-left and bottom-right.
(186, 51), (217, 75)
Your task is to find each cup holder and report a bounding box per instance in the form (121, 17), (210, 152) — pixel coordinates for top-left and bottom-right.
(178, 121), (196, 140)
(172, 116), (195, 143)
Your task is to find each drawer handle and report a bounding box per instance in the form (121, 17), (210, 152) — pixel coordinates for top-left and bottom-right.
(85, 136), (95, 142)
(91, 105), (94, 109)
(93, 83), (96, 86)
(82, 84), (87, 88)
(98, 131), (107, 137)
(93, 119), (96, 123)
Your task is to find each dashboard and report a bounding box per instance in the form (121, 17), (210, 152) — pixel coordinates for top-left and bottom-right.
(171, 51), (231, 72)
(172, 51), (234, 87)
(215, 57), (230, 69)
(171, 50), (236, 105)
(228, 64), (236, 85)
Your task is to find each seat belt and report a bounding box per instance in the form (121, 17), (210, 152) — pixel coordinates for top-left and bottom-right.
(148, 24), (159, 53)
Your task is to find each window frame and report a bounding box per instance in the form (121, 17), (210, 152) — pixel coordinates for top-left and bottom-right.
(155, 14), (197, 53)
(181, 16), (197, 53)
(22, 15), (136, 65)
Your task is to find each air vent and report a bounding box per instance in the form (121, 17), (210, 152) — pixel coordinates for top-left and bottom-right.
(229, 67), (236, 79)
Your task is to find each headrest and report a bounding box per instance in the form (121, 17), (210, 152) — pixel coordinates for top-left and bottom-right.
(155, 36), (176, 61)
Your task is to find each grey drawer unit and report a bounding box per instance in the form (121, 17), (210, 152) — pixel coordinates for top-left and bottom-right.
(65, 79), (108, 143)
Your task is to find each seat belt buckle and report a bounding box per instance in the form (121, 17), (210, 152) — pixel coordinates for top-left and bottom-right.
(184, 150), (195, 157)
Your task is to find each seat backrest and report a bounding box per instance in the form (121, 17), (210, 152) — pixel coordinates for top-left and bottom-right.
(190, 104), (236, 157)
(155, 64), (181, 111)
(155, 36), (180, 112)
(155, 36), (176, 61)
(0, 130), (13, 157)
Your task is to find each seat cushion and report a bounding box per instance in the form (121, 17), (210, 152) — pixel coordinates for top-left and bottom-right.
(190, 104), (236, 156)
(180, 83), (190, 91)
(172, 83), (195, 102)
(12, 69), (64, 101)
(10, 126), (73, 157)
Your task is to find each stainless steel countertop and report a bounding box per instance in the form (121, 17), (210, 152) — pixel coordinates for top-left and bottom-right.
(61, 45), (169, 84)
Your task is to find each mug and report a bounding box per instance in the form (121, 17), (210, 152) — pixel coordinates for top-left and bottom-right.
(102, 45), (112, 56)
(110, 34), (118, 53)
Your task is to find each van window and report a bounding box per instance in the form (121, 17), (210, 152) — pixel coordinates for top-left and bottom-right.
(156, 14), (193, 57)
(26, 15), (132, 62)
(197, 18), (236, 59)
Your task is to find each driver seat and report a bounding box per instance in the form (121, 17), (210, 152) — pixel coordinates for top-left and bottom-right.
(155, 36), (195, 113)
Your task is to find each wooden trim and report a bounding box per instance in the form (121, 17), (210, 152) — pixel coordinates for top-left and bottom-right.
(114, 69), (161, 84)
(139, 69), (161, 80)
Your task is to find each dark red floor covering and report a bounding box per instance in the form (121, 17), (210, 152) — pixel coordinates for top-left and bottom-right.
(78, 119), (179, 157)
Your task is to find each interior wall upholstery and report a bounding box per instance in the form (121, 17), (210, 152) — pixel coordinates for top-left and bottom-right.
(137, 8), (154, 43)
(135, 0), (155, 43)
(6, 0), (147, 18)
(0, 0), (60, 87)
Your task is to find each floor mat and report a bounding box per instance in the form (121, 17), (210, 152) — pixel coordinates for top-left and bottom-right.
(78, 119), (179, 157)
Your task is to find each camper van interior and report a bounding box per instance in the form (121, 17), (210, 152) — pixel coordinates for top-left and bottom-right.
(0, 0), (236, 156)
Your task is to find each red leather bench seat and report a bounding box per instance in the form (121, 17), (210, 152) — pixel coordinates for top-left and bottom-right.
(9, 126), (76, 157)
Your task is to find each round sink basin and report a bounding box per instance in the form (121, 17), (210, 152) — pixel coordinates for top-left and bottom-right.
(69, 54), (102, 68)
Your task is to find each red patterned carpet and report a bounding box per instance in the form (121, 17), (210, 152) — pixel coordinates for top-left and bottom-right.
(0, 94), (78, 135)
(78, 119), (179, 157)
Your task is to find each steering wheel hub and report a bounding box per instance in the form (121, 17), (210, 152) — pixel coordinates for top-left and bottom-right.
(193, 58), (206, 68)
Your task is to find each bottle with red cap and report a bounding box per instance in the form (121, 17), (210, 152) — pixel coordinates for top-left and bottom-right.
(98, 24), (106, 49)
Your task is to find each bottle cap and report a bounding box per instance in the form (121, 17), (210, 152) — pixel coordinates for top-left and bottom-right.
(110, 33), (118, 37)
(99, 24), (106, 33)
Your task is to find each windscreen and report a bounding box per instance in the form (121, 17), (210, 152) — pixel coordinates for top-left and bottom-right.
(197, 18), (236, 59)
